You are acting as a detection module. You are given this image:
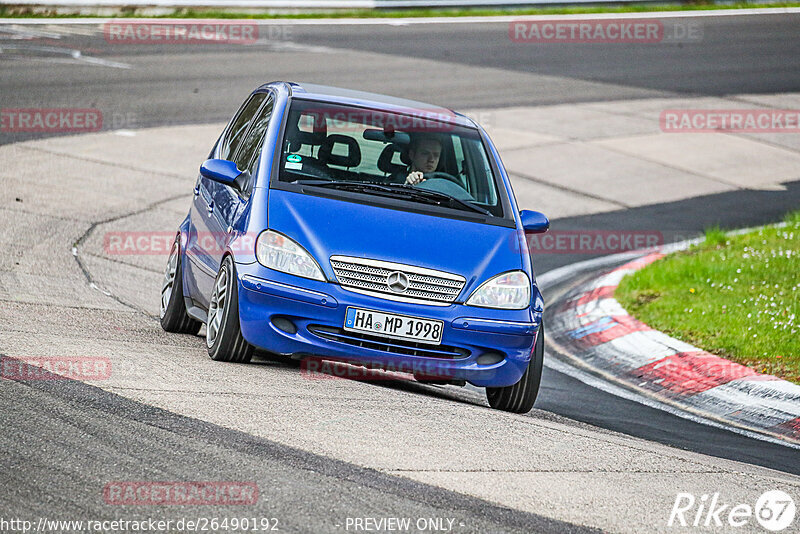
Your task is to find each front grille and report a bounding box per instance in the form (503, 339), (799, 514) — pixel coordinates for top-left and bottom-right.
(330, 255), (465, 305)
(308, 325), (470, 360)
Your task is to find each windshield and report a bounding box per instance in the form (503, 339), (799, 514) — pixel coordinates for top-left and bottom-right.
(277, 99), (503, 218)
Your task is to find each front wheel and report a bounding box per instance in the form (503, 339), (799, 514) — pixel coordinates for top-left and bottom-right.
(160, 235), (202, 335)
(206, 256), (253, 363)
(486, 323), (544, 413)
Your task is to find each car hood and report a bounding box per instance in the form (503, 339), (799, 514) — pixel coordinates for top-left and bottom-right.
(267, 189), (522, 298)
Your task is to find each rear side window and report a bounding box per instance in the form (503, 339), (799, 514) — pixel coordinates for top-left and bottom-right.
(233, 96), (275, 175)
(219, 93), (267, 161)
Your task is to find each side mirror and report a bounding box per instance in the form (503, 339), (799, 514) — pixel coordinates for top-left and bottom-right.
(520, 210), (549, 234)
(200, 159), (241, 188)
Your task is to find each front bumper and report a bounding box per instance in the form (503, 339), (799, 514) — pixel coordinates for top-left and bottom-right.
(235, 262), (542, 387)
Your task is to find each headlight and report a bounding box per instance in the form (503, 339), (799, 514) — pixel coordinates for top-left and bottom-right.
(255, 230), (325, 281)
(466, 271), (531, 310)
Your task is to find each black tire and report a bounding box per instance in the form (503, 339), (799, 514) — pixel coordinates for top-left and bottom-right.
(160, 235), (202, 335)
(486, 323), (544, 413)
(206, 255), (253, 363)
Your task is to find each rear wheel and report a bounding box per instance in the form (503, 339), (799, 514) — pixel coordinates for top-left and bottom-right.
(160, 236), (202, 335)
(206, 255), (253, 363)
(486, 323), (544, 413)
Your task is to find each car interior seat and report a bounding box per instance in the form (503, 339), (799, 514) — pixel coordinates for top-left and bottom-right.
(318, 134), (362, 180)
(286, 113), (326, 153)
(377, 143), (407, 179)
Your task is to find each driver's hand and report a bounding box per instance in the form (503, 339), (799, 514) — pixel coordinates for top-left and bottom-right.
(405, 171), (425, 185)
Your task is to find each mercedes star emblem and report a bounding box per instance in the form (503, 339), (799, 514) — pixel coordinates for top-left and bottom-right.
(387, 271), (410, 293)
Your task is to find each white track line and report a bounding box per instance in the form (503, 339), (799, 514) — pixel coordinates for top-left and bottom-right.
(0, 43), (132, 68)
(1, 7), (799, 26)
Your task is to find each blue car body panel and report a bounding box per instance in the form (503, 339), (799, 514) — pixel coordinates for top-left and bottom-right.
(266, 188), (521, 295)
(178, 81), (545, 387)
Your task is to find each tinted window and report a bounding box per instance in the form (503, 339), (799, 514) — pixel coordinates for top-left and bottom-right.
(233, 96), (274, 175)
(278, 99), (503, 218)
(219, 93), (267, 161)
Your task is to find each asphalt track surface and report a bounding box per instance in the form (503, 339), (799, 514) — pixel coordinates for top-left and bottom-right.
(2, 369), (590, 533)
(2, 12), (800, 531)
(3, 13), (800, 137)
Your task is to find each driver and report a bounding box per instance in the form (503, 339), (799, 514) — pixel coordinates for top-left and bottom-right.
(402, 134), (442, 185)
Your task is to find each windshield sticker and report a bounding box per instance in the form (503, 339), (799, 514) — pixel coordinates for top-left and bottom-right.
(285, 161), (303, 170)
(287, 154), (302, 163)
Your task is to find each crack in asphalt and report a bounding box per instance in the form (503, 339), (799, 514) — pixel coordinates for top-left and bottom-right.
(71, 191), (191, 317)
(508, 169), (630, 209)
(1, 204), (88, 223)
(16, 144), (189, 180)
(83, 251), (164, 274)
(592, 139), (750, 191)
(0, 353), (601, 534)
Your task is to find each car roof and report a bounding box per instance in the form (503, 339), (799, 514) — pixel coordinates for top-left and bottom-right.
(284, 81), (478, 129)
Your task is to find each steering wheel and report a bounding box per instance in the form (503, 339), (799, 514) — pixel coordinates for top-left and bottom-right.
(421, 171), (463, 187)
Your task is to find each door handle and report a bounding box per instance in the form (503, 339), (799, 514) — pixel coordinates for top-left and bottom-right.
(193, 185), (200, 196)
(207, 201), (214, 214)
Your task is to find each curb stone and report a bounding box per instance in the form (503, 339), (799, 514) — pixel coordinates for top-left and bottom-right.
(547, 242), (800, 446)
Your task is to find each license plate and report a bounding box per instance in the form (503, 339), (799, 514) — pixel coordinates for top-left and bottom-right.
(344, 307), (443, 345)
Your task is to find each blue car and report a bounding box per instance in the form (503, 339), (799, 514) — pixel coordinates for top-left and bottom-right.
(160, 81), (550, 413)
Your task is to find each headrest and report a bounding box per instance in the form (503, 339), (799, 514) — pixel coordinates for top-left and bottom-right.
(377, 144), (406, 175)
(318, 134), (361, 168)
(400, 146), (411, 166)
(287, 112), (327, 152)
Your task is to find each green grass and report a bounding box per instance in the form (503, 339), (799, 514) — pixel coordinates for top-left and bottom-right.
(1, 2), (800, 19)
(616, 211), (800, 384)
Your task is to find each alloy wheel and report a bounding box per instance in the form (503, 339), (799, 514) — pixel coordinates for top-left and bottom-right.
(206, 267), (228, 347)
(160, 242), (178, 319)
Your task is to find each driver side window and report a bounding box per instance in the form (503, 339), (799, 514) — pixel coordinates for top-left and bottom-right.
(233, 95), (275, 175)
(219, 93), (267, 161)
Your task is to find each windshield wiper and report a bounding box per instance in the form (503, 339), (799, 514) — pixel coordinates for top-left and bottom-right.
(298, 180), (405, 197)
(391, 185), (492, 216)
(297, 180), (491, 216)
(298, 180), (427, 199)
(371, 183), (491, 216)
